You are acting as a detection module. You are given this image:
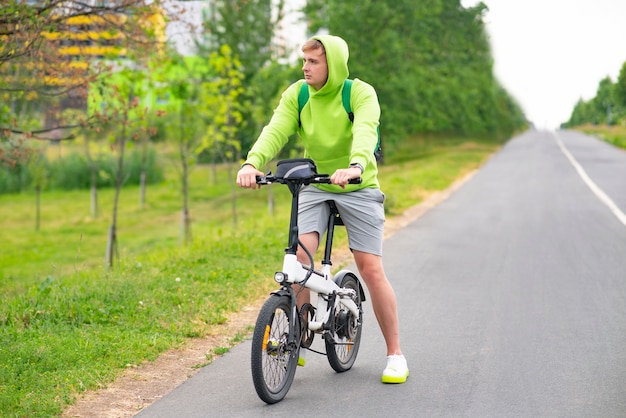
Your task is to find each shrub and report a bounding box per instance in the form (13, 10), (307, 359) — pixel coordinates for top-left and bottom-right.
(0, 163), (32, 194)
(0, 147), (164, 194)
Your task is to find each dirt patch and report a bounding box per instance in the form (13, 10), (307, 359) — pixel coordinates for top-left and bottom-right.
(62, 304), (263, 418)
(62, 171), (474, 418)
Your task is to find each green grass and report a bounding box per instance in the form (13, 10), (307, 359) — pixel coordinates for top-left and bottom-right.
(0, 135), (501, 417)
(574, 123), (626, 149)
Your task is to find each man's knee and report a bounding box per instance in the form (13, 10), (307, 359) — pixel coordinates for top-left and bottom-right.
(297, 232), (319, 261)
(353, 250), (383, 277)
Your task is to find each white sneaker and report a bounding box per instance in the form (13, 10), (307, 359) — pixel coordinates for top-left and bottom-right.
(382, 354), (409, 383)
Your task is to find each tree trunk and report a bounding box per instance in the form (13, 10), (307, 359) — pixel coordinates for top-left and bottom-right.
(90, 182), (98, 219)
(140, 136), (148, 209)
(179, 106), (192, 245)
(106, 104), (128, 269)
(140, 170), (146, 209)
(105, 224), (116, 268)
(180, 157), (192, 245)
(85, 136), (98, 219)
(180, 207), (192, 246)
(35, 185), (40, 231)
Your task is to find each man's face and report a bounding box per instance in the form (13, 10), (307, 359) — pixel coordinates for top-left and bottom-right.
(302, 48), (328, 90)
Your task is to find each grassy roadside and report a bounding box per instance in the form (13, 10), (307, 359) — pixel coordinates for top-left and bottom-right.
(0, 135), (501, 417)
(572, 123), (626, 149)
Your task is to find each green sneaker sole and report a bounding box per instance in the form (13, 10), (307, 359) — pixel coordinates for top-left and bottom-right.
(381, 371), (409, 384)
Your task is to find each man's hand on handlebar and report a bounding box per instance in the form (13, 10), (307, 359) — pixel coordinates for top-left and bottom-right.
(331, 166), (362, 189)
(237, 164), (264, 189)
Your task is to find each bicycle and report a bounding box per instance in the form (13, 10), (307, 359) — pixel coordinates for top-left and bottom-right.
(250, 158), (366, 404)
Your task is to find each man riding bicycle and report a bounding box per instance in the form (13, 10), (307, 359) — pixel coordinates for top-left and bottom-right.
(237, 34), (408, 384)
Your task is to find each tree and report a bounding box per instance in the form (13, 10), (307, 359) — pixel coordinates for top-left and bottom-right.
(200, 0), (286, 81)
(197, 45), (246, 229)
(595, 77), (616, 126)
(27, 148), (49, 231)
(198, 0), (289, 153)
(0, 0), (163, 168)
(302, 0), (525, 141)
(152, 53), (210, 245)
(615, 61), (626, 119)
(565, 73), (624, 127)
(246, 61), (304, 216)
(96, 68), (150, 268)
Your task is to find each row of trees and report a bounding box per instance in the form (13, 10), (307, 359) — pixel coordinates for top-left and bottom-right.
(1, 0), (170, 267)
(1, 0), (527, 267)
(564, 61), (626, 127)
(3, 0), (528, 176)
(304, 0), (527, 140)
(0, 0), (160, 142)
(0, 0), (297, 267)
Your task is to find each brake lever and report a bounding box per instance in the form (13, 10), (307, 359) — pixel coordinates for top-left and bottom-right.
(256, 172), (276, 185)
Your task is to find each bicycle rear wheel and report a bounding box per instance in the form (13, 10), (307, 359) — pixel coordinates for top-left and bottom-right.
(251, 294), (299, 404)
(326, 272), (363, 372)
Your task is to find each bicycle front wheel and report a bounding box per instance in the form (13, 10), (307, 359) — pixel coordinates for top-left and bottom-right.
(250, 294), (299, 404)
(326, 272), (363, 372)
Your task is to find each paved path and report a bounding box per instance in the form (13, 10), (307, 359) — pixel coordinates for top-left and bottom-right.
(138, 130), (626, 418)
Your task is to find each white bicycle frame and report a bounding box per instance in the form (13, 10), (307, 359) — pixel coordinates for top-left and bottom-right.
(279, 253), (359, 332)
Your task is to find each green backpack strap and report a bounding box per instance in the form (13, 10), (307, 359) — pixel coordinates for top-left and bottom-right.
(298, 79), (381, 162)
(342, 79), (353, 121)
(341, 79), (382, 161)
(298, 81), (309, 127)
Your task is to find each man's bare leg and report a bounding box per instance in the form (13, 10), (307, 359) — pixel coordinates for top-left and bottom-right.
(295, 232), (319, 307)
(352, 250), (402, 356)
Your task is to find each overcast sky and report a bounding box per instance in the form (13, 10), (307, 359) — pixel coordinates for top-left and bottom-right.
(467, 0), (626, 129)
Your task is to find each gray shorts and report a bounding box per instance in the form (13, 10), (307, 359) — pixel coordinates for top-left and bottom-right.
(298, 186), (386, 256)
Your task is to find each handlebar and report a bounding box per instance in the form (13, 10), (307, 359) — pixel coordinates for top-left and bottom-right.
(256, 174), (362, 186)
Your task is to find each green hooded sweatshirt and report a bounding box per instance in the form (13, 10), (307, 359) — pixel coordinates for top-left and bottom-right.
(244, 34), (381, 193)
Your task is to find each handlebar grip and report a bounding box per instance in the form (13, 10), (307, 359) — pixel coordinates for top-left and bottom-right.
(315, 176), (360, 185)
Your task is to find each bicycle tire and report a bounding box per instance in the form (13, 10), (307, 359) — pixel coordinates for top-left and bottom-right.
(325, 272), (363, 372)
(250, 294), (299, 404)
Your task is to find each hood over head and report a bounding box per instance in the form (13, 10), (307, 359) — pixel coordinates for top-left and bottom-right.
(311, 34), (350, 94)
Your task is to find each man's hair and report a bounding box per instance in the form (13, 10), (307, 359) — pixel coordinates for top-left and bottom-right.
(302, 39), (325, 54)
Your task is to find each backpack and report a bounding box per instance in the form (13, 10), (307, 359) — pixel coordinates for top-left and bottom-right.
(297, 79), (383, 162)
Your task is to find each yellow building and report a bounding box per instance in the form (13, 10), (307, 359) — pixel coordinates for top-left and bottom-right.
(35, 8), (166, 108)
(41, 9), (166, 72)
(43, 14), (128, 68)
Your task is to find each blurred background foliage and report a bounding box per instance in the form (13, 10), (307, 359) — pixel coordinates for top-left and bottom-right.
(1, 0), (528, 195)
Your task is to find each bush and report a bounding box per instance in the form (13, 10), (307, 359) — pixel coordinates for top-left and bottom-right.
(0, 163), (31, 194)
(124, 147), (164, 185)
(49, 152), (106, 190)
(0, 147), (164, 194)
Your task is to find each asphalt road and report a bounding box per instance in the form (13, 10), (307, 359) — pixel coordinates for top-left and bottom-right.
(137, 130), (626, 418)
